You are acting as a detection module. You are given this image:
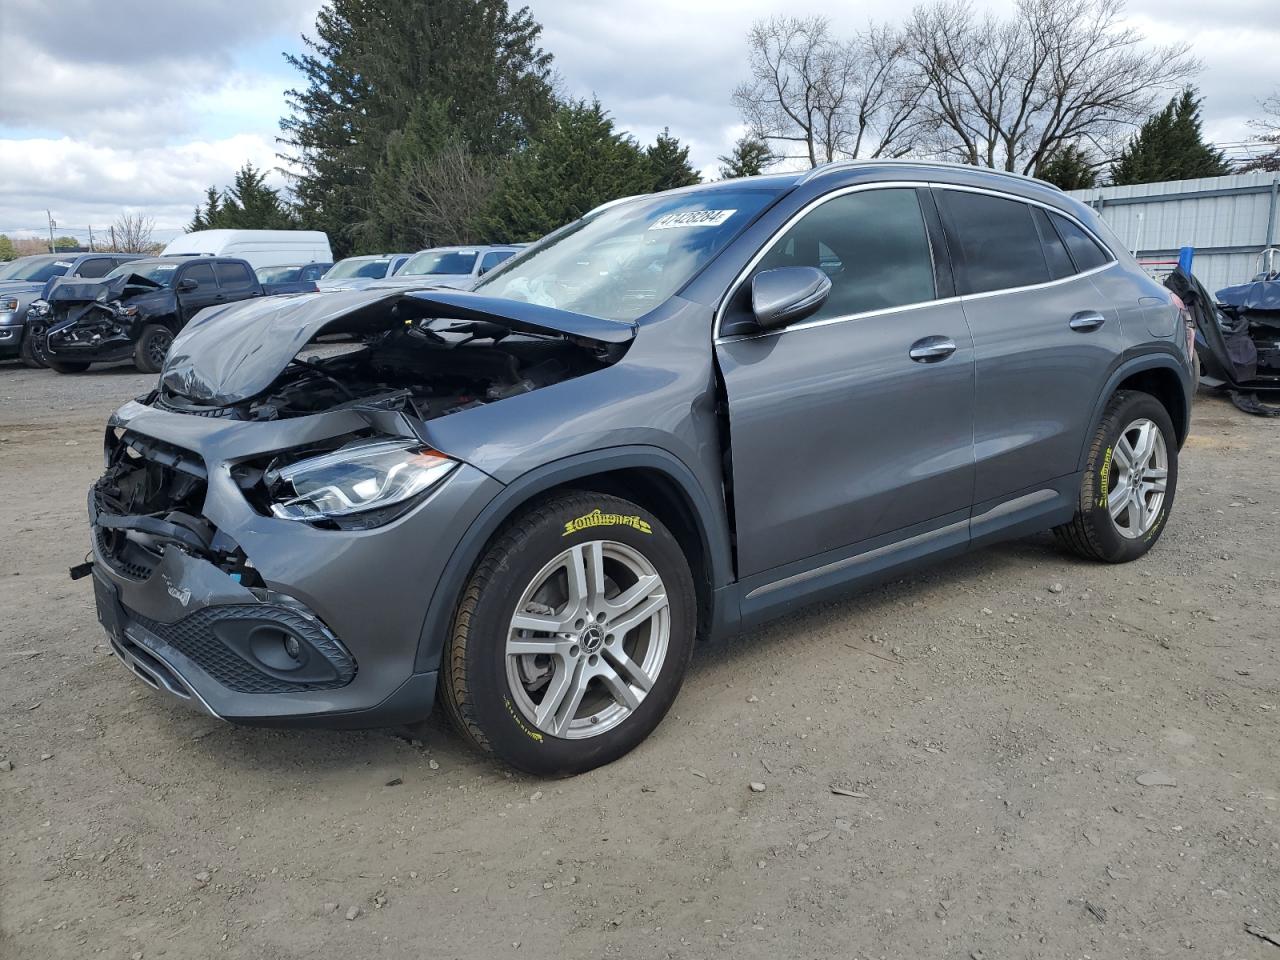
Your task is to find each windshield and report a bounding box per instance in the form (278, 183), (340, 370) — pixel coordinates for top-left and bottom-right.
(0, 257), (72, 283)
(325, 257), (391, 280)
(474, 188), (783, 321)
(257, 265), (302, 283)
(400, 250), (478, 276)
(105, 261), (178, 286)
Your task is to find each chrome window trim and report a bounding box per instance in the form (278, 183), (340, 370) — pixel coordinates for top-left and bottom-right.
(713, 180), (1118, 344)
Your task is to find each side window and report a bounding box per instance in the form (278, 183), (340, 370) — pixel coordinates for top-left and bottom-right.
(480, 250), (514, 273)
(302, 264), (324, 281)
(1032, 208), (1075, 280)
(939, 190), (1048, 294)
(75, 258), (113, 278)
(1049, 212), (1110, 272)
(183, 263), (216, 288)
(751, 188), (936, 323)
(214, 261), (254, 290)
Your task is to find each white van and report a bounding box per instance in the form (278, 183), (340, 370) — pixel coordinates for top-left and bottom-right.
(161, 230), (332, 272)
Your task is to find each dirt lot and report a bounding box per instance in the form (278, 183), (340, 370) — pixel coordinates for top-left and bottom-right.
(1, 360), (1277, 960)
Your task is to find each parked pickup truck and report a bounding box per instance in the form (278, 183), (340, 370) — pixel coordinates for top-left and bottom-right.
(41, 256), (263, 374)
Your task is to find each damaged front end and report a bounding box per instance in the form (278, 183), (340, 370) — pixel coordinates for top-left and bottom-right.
(44, 274), (167, 364)
(83, 288), (633, 724)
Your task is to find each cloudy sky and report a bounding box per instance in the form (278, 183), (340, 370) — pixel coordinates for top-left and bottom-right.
(0, 0), (1274, 246)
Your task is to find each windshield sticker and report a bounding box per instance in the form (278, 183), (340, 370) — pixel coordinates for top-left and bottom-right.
(648, 209), (737, 231)
(54, 261), (73, 268)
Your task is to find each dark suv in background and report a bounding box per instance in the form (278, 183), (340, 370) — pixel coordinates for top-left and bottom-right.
(83, 161), (1193, 775)
(42, 256), (263, 374)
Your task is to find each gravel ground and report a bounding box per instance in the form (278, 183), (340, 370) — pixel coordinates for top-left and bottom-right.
(2, 360), (1278, 960)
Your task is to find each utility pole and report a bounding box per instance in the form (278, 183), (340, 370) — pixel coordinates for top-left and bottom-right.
(47, 210), (56, 253)
(110, 225), (117, 251)
(88, 225), (96, 252)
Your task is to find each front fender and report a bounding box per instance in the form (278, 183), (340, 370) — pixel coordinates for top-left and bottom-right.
(411, 445), (735, 673)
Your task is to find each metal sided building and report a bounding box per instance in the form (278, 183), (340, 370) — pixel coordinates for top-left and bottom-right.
(1068, 172), (1280, 294)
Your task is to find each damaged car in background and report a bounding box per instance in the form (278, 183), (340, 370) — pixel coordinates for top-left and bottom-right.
(78, 163), (1193, 775)
(39, 256), (264, 374)
(1166, 248), (1280, 416)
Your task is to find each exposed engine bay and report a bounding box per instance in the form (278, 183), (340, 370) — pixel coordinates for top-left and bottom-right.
(152, 290), (632, 421)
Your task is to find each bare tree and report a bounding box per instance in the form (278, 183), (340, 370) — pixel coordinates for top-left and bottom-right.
(111, 211), (159, 253)
(1239, 92), (1280, 172)
(732, 16), (926, 167)
(397, 141), (499, 247)
(906, 0), (1198, 175)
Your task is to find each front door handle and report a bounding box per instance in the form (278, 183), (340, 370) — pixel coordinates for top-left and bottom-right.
(1069, 310), (1106, 331)
(909, 335), (957, 363)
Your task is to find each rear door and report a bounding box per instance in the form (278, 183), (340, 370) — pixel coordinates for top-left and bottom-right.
(213, 260), (261, 304)
(716, 185), (976, 580)
(935, 188), (1123, 505)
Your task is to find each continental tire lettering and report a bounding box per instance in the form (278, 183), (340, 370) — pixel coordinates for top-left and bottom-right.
(505, 697), (544, 743)
(1096, 446), (1113, 509)
(562, 508), (652, 537)
(1143, 508), (1166, 542)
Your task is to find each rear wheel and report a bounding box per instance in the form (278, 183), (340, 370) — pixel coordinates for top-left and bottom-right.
(1054, 390), (1178, 563)
(441, 491), (697, 775)
(47, 359), (91, 374)
(133, 324), (173, 374)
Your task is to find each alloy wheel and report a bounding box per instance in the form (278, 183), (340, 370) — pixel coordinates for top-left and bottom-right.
(1107, 417), (1168, 539)
(149, 330), (173, 368)
(505, 540), (670, 739)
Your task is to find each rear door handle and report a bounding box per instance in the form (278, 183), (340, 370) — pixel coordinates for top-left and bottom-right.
(1069, 310), (1106, 331)
(909, 336), (957, 363)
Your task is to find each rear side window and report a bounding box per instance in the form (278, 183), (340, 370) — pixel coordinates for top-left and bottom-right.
(753, 188), (936, 322)
(939, 190), (1048, 294)
(215, 261), (255, 290)
(1032, 208), (1075, 280)
(1050, 212), (1111, 272)
(480, 250), (514, 273)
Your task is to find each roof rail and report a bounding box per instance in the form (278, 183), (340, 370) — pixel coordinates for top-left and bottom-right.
(797, 158), (1059, 191)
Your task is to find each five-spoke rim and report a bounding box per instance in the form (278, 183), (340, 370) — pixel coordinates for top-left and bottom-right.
(1107, 417), (1168, 539)
(505, 540), (669, 740)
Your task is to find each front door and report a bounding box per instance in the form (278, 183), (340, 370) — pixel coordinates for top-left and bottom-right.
(715, 186), (977, 580)
(175, 262), (220, 323)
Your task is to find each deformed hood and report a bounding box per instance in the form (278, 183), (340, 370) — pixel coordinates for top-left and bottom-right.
(47, 273), (163, 305)
(160, 287), (636, 407)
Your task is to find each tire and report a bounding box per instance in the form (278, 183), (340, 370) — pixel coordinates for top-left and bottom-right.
(19, 321), (49, 369)
(47, 359), (91, 374)
(441, 491), (697, 776)
(1054, 390), (1178, 563)
(134, 324), (174, 374)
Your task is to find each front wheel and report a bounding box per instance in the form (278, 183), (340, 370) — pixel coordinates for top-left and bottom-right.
(1054, 390), (1178, 563)
(441, 492), (697, 775)
(133, 324), (174, 374)
(19, 321), (49, 368)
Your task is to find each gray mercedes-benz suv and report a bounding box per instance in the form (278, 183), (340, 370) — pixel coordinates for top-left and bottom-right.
(81, 161), (1193, 774)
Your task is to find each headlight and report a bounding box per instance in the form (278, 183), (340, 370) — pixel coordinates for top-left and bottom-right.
(0, 297), (17, 312)
(110, 300), (139, 317)
(28, 299), (50, 317)
(266, 438), (457, 523)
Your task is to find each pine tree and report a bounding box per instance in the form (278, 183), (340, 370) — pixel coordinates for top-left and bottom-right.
(279, 0), (554, 255)
(188, 165), (297, 231)
(647, 128), (701, 191)
(1110, 88), (1230, 185)
(717, 136), (774, 179)
(1037, 145), (1098, 191)
(189, 187), (223, 232)
(480, 101), (655, 242)
(0, 234), (15, 261)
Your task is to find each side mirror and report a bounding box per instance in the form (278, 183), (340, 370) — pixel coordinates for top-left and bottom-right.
(177, 277), (199, 293)
(750, 266), (832, 331)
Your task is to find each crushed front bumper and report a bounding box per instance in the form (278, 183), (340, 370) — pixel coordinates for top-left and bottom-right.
(89, 399), (502, 727)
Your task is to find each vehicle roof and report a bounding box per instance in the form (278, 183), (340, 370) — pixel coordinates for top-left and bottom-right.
(165, 229), (330, 244)
(409, 244), (521, 253)
(335, 253), (410, 261)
